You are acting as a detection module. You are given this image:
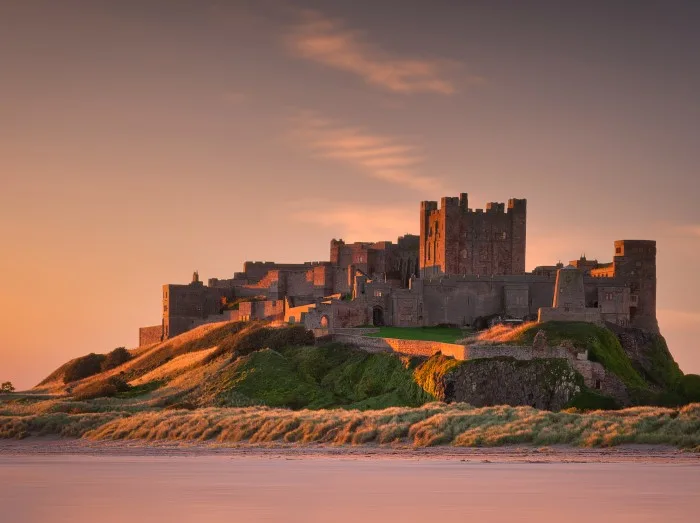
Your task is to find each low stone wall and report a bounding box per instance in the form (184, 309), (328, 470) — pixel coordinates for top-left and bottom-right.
(468, 344), (532, 360)
(538, 308), (602, 324)
(468, 344), (587, 361)
(333, 327), (380, 336)
(332, 334), (468, 360)
(139, 325), (162, 347)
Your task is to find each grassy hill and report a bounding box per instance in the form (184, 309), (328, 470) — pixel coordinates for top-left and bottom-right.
(29, 321), (436, 411)
(2, 319), (698, 446)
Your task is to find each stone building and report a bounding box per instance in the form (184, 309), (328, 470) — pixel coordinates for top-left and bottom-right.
(139, 235), (420, 345)
(162, 272), (226, 339)
(420, 194), (527, 277)
(331, 235), (420, 287)
(537, 266), (629, 324)
(138, 191), (659, 345)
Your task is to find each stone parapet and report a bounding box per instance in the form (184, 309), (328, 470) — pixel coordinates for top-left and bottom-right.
(332, 334), (468, 360)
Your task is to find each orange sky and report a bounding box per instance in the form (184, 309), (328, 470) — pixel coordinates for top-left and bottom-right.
(1, 1), (699, 389)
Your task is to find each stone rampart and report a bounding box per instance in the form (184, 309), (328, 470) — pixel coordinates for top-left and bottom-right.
(468, 344), (532, 360)
(332, 334), (468, 359)
(333, 327), (380, 335)
(138, 325), (162, 347)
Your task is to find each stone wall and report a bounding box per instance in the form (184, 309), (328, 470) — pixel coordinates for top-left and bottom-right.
(332, 334), (468, 360)
(138, 325), (162, 347)
(538, 307), (602, 324)
(333, 327), (380, 335)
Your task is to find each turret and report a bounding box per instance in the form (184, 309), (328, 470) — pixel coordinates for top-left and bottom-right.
(612, 240), (658, 332)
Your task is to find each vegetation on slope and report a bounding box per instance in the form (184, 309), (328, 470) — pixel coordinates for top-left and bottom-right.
(504, 321), (647, 388)
(193, 344), (433, 410)
(623, 332), (683, 391)
(28, 318), (695, 423)
(680, 375), (700, 402)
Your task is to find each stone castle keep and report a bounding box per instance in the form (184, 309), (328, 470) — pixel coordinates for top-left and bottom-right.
(138, 193), (658, 346)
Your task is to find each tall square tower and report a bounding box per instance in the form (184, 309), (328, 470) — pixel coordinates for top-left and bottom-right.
(420, 193), (527, 277)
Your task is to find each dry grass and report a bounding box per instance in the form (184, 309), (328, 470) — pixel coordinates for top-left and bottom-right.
(59, 402), (700, 449)
(3, 400), (699, 449)
(130, 348), (218, 386)
(32, 322), (237, 394)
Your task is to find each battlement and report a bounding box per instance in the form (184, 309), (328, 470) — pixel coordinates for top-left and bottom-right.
(614, 240), (656, 258)
(422, 193), (526, 217)
(508, 198), (527, 212)
(420, 192), (528, 277)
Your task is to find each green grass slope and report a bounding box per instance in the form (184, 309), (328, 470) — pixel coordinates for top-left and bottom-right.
(506, 322), (647, 388)
(192, 344), (433, 410)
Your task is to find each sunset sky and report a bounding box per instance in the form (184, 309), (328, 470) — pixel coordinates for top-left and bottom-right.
(1, 0), (699, 389)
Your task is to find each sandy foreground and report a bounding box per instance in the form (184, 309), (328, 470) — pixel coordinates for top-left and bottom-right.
(1, 438), (699, 463)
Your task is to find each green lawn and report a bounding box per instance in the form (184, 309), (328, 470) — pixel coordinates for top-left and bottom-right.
(366, 326), (468, 343)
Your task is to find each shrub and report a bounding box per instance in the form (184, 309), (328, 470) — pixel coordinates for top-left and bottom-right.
(1, 381), (15, 393)
(206, 324), (315, 362)
(63, 353), (107, 383)
(566, 390), (620, 411)
(72, 376), (130, 400)
(680, 374), (700, 402)
(101, 347), (132, 371)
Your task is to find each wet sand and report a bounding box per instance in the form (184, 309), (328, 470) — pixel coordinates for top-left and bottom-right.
(1, 437), (699, 463)
(1, 442), (699, 523)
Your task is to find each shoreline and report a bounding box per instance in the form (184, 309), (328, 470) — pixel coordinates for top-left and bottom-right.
(1, 438), (699, 463)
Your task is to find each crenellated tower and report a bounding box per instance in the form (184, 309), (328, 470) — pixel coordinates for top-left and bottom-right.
(420, 193), (527, 277)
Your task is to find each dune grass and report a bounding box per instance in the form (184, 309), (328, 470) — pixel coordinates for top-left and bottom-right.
(367, 326), (467, 343)
(37, 402), (691, 449)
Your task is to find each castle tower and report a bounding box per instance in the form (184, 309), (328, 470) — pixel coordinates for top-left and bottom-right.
(612, 240), (658, 332)
(508, 198), (527, 274)
(420, 200), (439, 277)
(330, 239), (345, 266)
(538, 266), (602, 324)
(552, 266), (586, 309)
(419, 193), (527, 277)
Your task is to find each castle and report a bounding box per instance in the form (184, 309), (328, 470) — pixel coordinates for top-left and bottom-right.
(138, 193), (658, 346)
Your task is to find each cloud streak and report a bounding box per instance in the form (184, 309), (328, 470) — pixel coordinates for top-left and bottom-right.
(287, 10), (461, 95)
(291, 110), (443, 192)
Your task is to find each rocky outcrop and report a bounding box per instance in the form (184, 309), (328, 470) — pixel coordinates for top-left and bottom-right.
(614, 327), (683, 390)
(440, 358), (584, 411)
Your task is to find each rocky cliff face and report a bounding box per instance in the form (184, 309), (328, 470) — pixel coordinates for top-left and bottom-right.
(615, 328), (683, 390)
(438, 358), (584, 411)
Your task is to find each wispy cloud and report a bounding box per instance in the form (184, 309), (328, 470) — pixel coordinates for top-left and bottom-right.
(291, 110), (443, 192)
(288, 200), (416, 241)
(287, 10), (463, 95)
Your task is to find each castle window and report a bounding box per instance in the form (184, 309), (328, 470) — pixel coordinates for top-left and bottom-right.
(374, 290), (383, 297)
(616, 247), (622, 254)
